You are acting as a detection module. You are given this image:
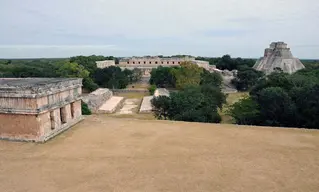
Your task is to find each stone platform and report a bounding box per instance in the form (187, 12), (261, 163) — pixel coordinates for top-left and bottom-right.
(98, 96), (124, 114)
(139, 96), (154, 113)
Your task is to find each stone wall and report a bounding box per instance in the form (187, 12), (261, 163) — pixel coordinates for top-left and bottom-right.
(82, 88), (113, 113)
(0, 78), (84, 142)
(0, 114), (40, 141)
(96, 60), (115, 69)
(112, 89), (148, 94)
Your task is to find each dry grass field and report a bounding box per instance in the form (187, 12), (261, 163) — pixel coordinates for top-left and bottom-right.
(1, 115), (319, 192)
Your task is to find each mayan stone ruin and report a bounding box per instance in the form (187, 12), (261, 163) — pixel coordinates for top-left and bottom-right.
(96, 56), (210, 77)
(82, 88), (124, 114)
(253, 42), (305, 75)
(0, 78), (83, 142)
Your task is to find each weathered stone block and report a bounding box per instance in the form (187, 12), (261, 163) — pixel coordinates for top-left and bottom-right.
(0, 78), (83, 142)
(82, 88), (113, 113)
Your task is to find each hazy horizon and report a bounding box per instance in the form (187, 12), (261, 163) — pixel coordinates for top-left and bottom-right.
(1, 0), (319, 59)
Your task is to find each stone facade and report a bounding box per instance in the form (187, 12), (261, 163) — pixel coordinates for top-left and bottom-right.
(96, 56), (210, 77)
(253, 42), (305, 75)
(96, 60), (116, 69)
(0, 78), (83, 142)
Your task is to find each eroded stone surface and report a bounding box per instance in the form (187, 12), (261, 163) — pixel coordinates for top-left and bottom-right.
(118, 99), (140, 114)
(82, 88), (113, 113)
(254, 42), (305, 75)
(0, 78), (83, 142)
(98, 96), (124, 114)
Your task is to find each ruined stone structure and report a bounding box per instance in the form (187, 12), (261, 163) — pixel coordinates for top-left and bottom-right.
(96, 60), (115, 69)
(254, 42), (305, 75)
(0, 78), (83, 142)
(82, 88), (124, 114)
(140, 88), (170, 113)
(96, 56), (236, 92)
(96, 56), (210, 77)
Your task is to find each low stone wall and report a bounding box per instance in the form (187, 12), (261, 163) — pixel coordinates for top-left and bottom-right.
(112, 89), (148, 94)
(82, 88), (113, 113)
(139, 96), (154, 113)
(154, 88), (170, 97)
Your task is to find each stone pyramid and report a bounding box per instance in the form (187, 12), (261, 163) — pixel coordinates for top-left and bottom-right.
(253, 42), (305, 75)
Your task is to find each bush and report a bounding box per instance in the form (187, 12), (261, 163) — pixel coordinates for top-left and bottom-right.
(148, 84), (157, 95)
(151, 85), (225, 123)
(81, 102), (92, 115)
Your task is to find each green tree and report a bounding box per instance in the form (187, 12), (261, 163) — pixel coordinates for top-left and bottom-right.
(256, 87), (296, 127)
(171, 61), (203, 90)
(200, 69), (223, 88)
(148, 84), (157, 95)
(56, 61), (90, 78)
(151, 85), (225, 123)
(232, 68), (264, 91)
(93, 66), (130, 89)
(55, 61), (98, 91)
(149, 66), (176, 88)
(227, 96), (260, 125)
(151, 96), (171, 120)
(290, 84), (319, 128)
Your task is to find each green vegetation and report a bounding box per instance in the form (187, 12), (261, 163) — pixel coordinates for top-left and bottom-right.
(0, 55), (141, 91)
(93, 66), (141, 89)
(228, 67), (319, 129)
(148, 84), (157, 95)
(151, 62), (226, 123)
(196, 55), (256, 71)
(81, 102), (92, 115)
(149, 66), (176, 88)
(231, 68), (264, 91)
(171, 61), (203, 90)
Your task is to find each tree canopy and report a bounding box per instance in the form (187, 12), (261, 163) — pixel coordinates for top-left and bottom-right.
(228, 66), (319, 129)
(170, 61), (203, 90)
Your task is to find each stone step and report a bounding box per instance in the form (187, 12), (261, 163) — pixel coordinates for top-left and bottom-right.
(98, 96), (125, 114)
(117, 99), (140, 114)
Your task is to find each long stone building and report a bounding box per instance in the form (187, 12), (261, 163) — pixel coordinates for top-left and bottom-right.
(96, 56), (210, 76)
(0, 78), (83, 142)
(253, 42), (305, 75)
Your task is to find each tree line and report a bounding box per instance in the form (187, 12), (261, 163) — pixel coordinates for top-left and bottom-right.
(0, 55), (142, 91)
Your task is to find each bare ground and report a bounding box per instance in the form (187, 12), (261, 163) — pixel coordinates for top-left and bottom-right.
(1, 115), (319, 192)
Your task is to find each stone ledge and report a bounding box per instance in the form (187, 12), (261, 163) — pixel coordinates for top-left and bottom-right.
(98, 96), (125, 114)
(139, 96), (154, 114)
(0, 78), (82, 98)
(0, 98), (82, 115)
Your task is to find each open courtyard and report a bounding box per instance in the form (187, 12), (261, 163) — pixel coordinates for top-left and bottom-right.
(0, 115), (318, 192)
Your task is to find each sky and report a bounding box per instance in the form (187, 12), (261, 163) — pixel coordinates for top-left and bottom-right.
(0, 0), (319, 59)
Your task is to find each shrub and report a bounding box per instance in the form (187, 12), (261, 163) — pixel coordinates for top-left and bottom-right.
(148, 84), (157, 95)
(81, 102), (92, 115)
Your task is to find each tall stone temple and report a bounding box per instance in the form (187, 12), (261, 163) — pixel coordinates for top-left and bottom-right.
(253, 42), (305, 75)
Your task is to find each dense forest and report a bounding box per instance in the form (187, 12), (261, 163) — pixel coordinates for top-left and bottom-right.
(0, 55), (141, 91)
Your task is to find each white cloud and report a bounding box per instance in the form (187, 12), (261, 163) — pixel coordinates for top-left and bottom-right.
(0, 0), (318, 58)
